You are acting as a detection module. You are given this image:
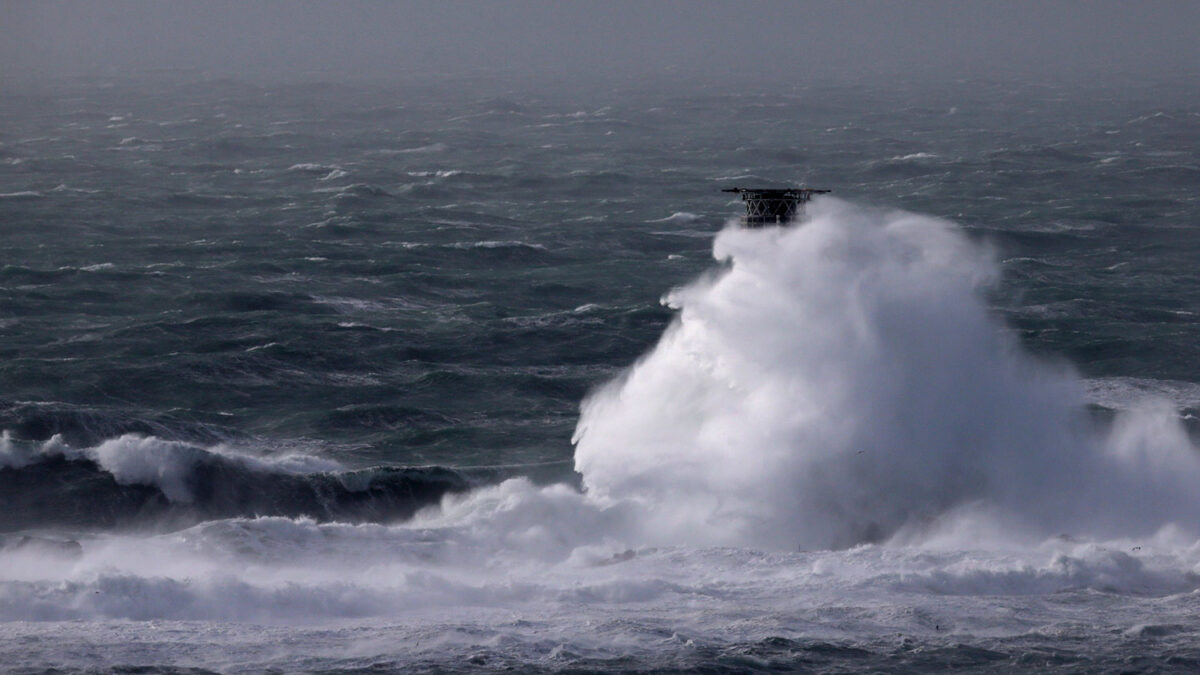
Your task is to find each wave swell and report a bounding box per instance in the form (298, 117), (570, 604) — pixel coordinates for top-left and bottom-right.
(0, 432), (468, 532)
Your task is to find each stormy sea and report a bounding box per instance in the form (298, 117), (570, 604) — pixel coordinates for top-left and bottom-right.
(2, 73), (1199, 672)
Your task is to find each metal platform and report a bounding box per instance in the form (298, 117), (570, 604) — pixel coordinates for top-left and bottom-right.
(723, 187), (830, 226)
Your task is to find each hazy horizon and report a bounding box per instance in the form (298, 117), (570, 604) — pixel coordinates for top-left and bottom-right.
(4, 0), (1198, 88)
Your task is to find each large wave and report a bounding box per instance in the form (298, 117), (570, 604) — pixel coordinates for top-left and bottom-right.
(0, 432), (468, 531)
(574, 199), (1200, 550)
(5, 201), (1200, 634)
(6, 201), (1197, 551)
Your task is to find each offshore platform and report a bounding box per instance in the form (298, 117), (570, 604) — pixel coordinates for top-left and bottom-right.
(723, 187), (830, 226)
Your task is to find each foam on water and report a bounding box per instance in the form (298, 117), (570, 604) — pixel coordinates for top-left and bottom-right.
(1085, 376), (1200, 411)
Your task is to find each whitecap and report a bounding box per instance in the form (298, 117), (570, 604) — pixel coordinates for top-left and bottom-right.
(648, 212), (702, 224)
(319, 169), (349, 181)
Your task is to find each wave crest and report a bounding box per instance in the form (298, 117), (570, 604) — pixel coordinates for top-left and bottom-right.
(0, 432), (468, 531)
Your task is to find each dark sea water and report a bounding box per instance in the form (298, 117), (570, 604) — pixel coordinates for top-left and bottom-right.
(1, 73), (1199, 672)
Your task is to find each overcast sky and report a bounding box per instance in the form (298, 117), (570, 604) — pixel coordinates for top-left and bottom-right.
(3, 1), (1197, 85)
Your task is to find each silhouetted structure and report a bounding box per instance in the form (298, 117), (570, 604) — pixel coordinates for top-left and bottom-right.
(723, 187), (830, 226)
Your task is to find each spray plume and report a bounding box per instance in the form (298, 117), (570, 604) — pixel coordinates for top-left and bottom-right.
(573, 200), (1200, 550)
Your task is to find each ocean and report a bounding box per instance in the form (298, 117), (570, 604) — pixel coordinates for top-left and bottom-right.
(1, 72), (1199, 672)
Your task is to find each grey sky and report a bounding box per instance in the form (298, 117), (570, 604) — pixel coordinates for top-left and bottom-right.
(3, 1), (1197, 85)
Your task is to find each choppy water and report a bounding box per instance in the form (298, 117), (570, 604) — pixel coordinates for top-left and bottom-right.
(1, 73), (1199, 672)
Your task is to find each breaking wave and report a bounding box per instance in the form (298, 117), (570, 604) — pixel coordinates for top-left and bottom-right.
(10, 200), (1196, 554)
(0, 432), (468, 532)
(574, 199), (1200, 550)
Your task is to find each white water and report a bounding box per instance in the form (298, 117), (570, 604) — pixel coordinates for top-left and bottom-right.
(0, 432), (341, 501)
(577, 199), (1200, 550)
(5, 201), (1200, 669)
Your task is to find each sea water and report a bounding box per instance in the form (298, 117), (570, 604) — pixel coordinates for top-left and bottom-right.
(1, 73), (1199, 672)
